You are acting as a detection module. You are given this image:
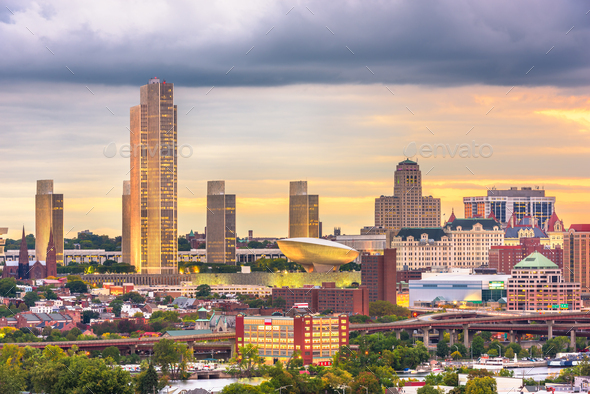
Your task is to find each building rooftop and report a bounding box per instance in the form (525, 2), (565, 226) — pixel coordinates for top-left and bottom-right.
(395, 227), (447, 241)
(445, 218), (502, 231)
(415, 274), (511, 283)
(513, 252), (559, 269)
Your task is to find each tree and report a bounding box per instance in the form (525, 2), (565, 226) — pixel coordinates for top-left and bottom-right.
(480, 331), (492, 341)
(82, 310), (100, 324)
(443, 372), (459, 386)
(518, 349), (529, 359)
(116, 292), (146, 304)
(0, 278), (17, 298)
(196, 284), (211, 297)
(451, 351), (462, 360)
(488, 349), (498, 357)
(273, 296), (286, 309)
(109, 300), (123, 317)
(227, 344), (265, 379)
(65, 280), (88, 293)
(137, 363), (160, 394)
(465, 376), (497, 394)
(0, 364), (25, 394)
(23, 291), (40, 307)
(530, 345), (541, 358)
(163, 295), (174, 304)
(351, 371), (382, 394)
(221, 383), (262, 394)
(44, 289), (58, 300)
(102, 346), (121, 363)
(153, 338), (193, 380)
(18, 302), (28, 312)
(369, 300), (396, 316)
(437, 339), (449, 358)
(504, 348), (515, 359)
(471, 336), (485, 357)
(418, 386), (445, 394)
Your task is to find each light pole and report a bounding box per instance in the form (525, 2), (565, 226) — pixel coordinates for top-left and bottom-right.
(496, 344), (502, 358)
(361, 385), (369, 394)
(453, 345), (458, 361)
(275, 385), (292, 394)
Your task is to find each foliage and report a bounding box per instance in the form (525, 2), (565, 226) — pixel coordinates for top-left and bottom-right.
(518, 349), (529, 359)
(136, 363), (162, 394)
(152, 338), (193, 380)
(418, 385), (445, 394)
(369, 300), (411, 317)
(349, 315), (371, 323)
(471, 336), (485, 358)
(437, 339), (449, 358)
(150, 310), (180, 323)
(451, 351), (462, 360)
(227, 344), (265, 379)
(102, 346), (121, 363)
(23, 291), (40, 307)
(65, 280), (88, 294)
(339, 262), (361, 271)
(504, 348), (514, 359)
(115, 292), (146, 304)
(109, 299), (124, 317)
(543, 337), (569, 358)
(465, 376), (497, 394)
(273, 296), (287, 309)
(480, 331), (492, 341)
(350, 371), (382, 394)
(196, 284), (211, 297)
(82, 310), (100, 324)
(0, 278), (19, 298)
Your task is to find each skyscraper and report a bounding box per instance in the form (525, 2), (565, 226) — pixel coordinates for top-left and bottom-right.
(121, 180), (134, 266)
(564, 224), (590, 291)
(463, 186), (555, 227)
(288, 181), (319, 238)
(206, 181), (236, 264)
(374, 160), (440, 233)
(129, 78), (177, 274)
(35, 180), (63, 266)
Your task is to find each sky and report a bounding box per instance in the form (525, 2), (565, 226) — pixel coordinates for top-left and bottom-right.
(1, 0), (590, 240)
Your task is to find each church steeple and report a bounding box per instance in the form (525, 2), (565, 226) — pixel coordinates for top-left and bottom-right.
(18, 226), (29, 280)
(46, 229), (57, 278)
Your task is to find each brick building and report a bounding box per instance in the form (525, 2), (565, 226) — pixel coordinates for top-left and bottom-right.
(235, 314), (349, 366)
(272, 282), (369, 315)
(361, 248), (396, 304)
(564, 224), (590, 291)
(489, 238), (563, 274)
(396, 268), (430, 283)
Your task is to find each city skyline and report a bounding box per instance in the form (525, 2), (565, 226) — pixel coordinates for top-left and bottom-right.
(1, 1), (589, 240)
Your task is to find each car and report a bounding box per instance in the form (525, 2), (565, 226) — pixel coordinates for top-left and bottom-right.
(521, 358), (528, 361)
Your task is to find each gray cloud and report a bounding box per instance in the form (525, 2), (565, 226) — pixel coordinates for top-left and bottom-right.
(2, 0), (590, 88)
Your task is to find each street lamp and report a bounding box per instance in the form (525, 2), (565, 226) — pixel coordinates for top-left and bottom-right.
(496, 344), (502, 357)
(361, 385), (369, 394)
(275, 385), (292, 394)
(453, 345), (458, 360)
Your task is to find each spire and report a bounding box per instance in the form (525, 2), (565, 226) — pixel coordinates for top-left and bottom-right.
(18, 226), (29, 280)
(488, 210), (498, 222)
(448, 208), (456, 223)
(46, 229), (57, 278)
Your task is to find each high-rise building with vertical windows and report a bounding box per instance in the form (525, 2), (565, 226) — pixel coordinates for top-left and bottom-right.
(128, 77), (177, 274)
(463, 187), (555, 228)
(206, 181), (236, 264)
(121, 180), (133, 265)
(35, 180), (63, 266)
(564, 224), (590, 291)
(288, 181), (319, 238)
(374, 160), (440, 234)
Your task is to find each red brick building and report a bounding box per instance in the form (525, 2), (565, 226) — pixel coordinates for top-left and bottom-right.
(396, 268), (430, 283)
(489, 238), (563, 274)
(564, 224), (590, 291)
(235, 314), (349, 366)
(361, 248), (397, 304)
(272, 282), (369, 315)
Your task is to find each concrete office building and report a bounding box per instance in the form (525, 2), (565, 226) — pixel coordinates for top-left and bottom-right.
(35, 180), (63, 266)
(375, 160), (440, 234)
(206, 181), (236, 265)
(463, 186), (555, 228)
(289, 181), (319, 238)
(409, 273), (510, 307)
(129, 77), (178, 274)
(121, 181), (132, 265)
(361, 249), (397, 304)
(507, 252), (581, 312)
(564, 224), (590, 291)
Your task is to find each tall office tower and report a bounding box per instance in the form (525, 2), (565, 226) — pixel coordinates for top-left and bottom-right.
(564, 225), (590, 290)
(374, 160), (441, 234)
(129, 78), (178, 274)
(463, 186), (555, 228)
(35, 180), (64, 266)
(206, 181), (236, 264)
(121, 180), (135, 266)
(288, 181), (319, 238)
(18, 227), (29, 279)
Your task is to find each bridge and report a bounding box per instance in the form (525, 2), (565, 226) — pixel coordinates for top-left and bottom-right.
(0, 332), (236, 357)
(350, 311), (590, 349)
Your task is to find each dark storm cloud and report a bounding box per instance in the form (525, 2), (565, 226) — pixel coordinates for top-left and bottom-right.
(2, 0), (590, 87)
